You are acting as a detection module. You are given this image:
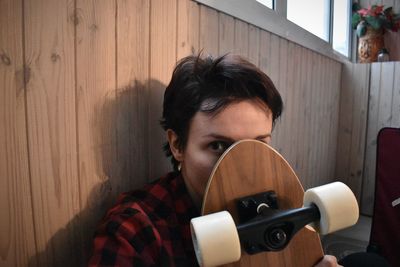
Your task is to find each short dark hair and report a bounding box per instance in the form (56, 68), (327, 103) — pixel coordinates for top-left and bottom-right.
(161, 54), (283, 171)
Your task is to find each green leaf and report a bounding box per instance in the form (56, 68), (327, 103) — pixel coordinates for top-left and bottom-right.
(352, 13), (362, 29)
(357, 23), (367, 37)
(352, 3), (361, 12)
(365, 15), (382, 29)
(384, 7), (393, 15)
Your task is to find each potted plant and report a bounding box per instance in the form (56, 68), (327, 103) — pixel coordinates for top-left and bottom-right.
(352, 3), (400, 62)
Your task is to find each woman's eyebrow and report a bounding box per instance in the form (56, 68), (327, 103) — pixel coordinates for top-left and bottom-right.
(202, 133), (235, 142)
(255, 133), (272, 139)
(203, 133), (271, 141)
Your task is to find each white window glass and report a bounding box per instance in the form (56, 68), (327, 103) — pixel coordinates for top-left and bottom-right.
(256, 0), (273, 9)
(332, 0), (350, 56)
(287, 0), (330, 41)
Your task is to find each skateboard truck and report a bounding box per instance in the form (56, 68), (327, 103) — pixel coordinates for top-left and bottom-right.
(235, 191), (321, 254)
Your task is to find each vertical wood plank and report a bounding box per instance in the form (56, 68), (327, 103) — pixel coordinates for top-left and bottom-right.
(294, 46), (306, 183)
(303, 49), (313, 185)
(348, 64), (370, 201)
(325, 58), (333, 181)
(327, 61), (341, 181)
(233, 19), (249, 58)
(75, 0), (117, 263)
(258, 30), (271, 75)
(116, 0), (149, 191)
(313, 54), (324, 186)
(218, 12), (234, 55)
(0, 0), (37, 266)
(335, 63), (354, 182)
(391, 62), (400, 126)
(268, 34), (280, 99)
(177, 0), (200, 59)
(307, 52), (318, 185)
(297, 47), (310, 187)
(267, 34), (280, 152)
(378, 63), (395, 129)
(331, 62), (342, 178)
(319, 52), (326, 186)
(149, 0), (177, 180)
(24, 0), (80, 265)
(272, 37), (288, 155)
(248, 25), (259, 65)
(362, 63), (381, 215)
(199, 5), (218, 56)
(290, 44), (302, 174)
(319, 55), (327, 185)
(281, 41), (295, 161)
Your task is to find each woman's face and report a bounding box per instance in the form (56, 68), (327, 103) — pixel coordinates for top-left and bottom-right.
(169, 99), (273, 208)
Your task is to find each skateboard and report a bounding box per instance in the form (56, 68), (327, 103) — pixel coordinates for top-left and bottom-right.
(190, 140), (359, 267)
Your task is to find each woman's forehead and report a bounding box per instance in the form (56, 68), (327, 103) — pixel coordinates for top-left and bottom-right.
(189, 100), (273, 141)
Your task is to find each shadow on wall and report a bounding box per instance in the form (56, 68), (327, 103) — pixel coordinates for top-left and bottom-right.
(28, 79), (166, 267)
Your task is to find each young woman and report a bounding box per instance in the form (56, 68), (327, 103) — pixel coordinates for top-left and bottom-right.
(88, 54), (387, 267)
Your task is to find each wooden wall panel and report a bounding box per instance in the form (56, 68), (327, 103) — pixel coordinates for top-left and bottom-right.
(233, 19), (249, 57)
(149, 0), (177, 180)
(335, 61), (400, 215)
(266, 33), (282, 157)
(24, 0), (80, 266)
(116, 0), (150, 193)
(271, 37), (288, 155)
(177, 0), (200, 59)
(304, 51), (316, 184)
(362, 63), (381, 214)
(0, 0), (37, 266)
(330, 62), (342, 182)
(290, 45), (302, 172)
(75, 0), (117, 264)
(335, 63), (370, 204)
(248, 25), (260, 65)
(219, 13), (235, 54)
(297, 48), (310, 186)
(0, 1), (344, 266)
(361, 62), (400, 215)
(199, 5), (219, 55)
(392, 64), (400, 126)
(258, 31), (271, 75)
(279, 41), (295, 163)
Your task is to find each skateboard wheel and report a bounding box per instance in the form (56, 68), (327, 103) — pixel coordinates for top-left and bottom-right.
(190, 211), (241, 267)
(304, 182), (359, 235)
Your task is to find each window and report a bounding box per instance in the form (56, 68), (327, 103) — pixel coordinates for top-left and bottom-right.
(287, 0), (351, 57)
(287, 0), (330, 41)
(332, 0), (351, 57)
(256, 0), (273, 9)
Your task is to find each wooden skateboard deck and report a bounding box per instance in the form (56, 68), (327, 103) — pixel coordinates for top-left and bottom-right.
(201, 140), (324, 267)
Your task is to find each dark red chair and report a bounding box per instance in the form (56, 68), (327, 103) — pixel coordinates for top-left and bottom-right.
(368, 127), (400, 267)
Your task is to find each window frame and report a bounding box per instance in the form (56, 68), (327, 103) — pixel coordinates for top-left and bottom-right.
(193, 0), (351, 63)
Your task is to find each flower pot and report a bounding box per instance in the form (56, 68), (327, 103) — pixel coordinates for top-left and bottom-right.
(358, 27), (384, 63)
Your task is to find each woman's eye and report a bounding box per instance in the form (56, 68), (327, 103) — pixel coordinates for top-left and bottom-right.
(209, 141), (230, 154)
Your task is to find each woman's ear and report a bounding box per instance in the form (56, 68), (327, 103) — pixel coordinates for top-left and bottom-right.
(166, 129), (183, 162)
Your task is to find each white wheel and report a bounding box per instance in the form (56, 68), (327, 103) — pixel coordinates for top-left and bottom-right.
(304, 182), (359, 235)
(190, 211), (241, 267)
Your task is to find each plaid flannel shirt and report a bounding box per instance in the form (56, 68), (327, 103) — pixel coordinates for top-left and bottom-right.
(88, 172), (200, 267)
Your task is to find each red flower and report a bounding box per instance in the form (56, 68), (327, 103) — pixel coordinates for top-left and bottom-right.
(357, 5), (384, 17)
(358, 8), (369, 16)
(373, 5), (384, 16)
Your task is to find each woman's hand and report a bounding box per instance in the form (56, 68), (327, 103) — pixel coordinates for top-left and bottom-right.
(314, 255), (343, 267)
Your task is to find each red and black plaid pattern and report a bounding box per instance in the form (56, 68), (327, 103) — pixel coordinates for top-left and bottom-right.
(88, 172), (199, 267)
